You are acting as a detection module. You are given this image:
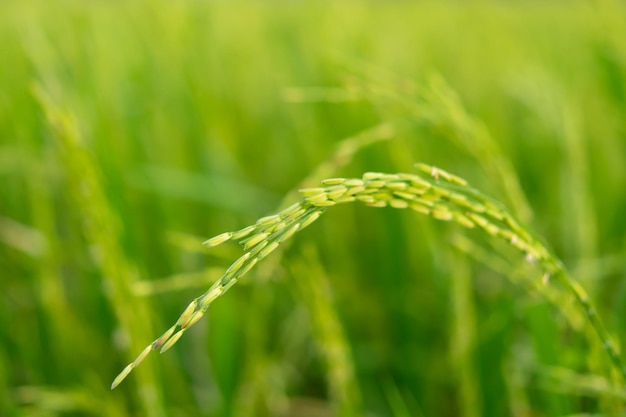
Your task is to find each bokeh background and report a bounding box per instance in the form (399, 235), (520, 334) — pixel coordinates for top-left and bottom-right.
(1, 0), (626, 416)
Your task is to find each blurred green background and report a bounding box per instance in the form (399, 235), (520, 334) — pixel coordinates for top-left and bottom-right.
(2, 0), (626, 416)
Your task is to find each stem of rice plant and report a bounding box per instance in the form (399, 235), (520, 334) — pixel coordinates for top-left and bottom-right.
(112, 163), (625, 390)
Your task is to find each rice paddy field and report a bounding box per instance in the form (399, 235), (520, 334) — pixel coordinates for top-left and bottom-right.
(2, 0), (626, 416)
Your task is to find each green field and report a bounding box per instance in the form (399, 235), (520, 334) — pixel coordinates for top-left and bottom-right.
(2, 1), (626, 416)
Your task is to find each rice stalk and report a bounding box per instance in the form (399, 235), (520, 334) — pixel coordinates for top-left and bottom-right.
(448, 251), (481, 417)
(32, 86), (166, 413)
(288, 245), (362, 417)
(112, 163), (625, 390)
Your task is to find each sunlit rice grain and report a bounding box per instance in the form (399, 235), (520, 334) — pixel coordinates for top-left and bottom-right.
(408, 178), (431, 190)
(202, 232), (232, 248)
(385, 182), (408, 191)
(431, 187), (451, 197)
(334, 196), (356, 204)
(372, 192), (392, 201)
(181, 310), (205, 329)
(356, 195), (375, 204)
(305, 193), (329, 204)
(484, 223), (500, 236)
(199, 284), (223, 307)
(407, 186), (427, 196)
(414, 163), (433, 175)
(485, 207), (504, 221)
(300, 210), (323, 229)
(346, 186), (366, 196)
(467, 213), (489, 228)
(258, 241), (280, 259)
(344, 179), (364, 187)
(231, 225), (256, 240)
(224, 253), (251, 276)
(242, 233), (269, 250)
(321, 178), (346, 186)
(453, 212), (475, 228)
(281, 207), (307, 222)
(278, 202), (302, 217)
(111, 364), (134, 390)
(160, 329), (185, 353)
(256, 214), (281, 227)
(364, 180), (385, 188)
(236, 258), (258, 278)
(380, 174), (400, 181)
(134, 345), (153, 367)
(265, 221), (286, 234)
(248, 240), (268, 256)
(389, 199), (409, 209)
(152, 326), (177, 350)
(175, 300), (198, 327)
(393, 191), (415, 201)
(410, 203), (430, 215)
(299, 187), (326, 197)
(327, 185), (347, 200)
(363, 172), (384, 180)
(432, 207), (453, 221)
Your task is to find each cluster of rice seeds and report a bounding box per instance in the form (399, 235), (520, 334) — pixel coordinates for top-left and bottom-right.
(298, 165), (551, 270)
(112, 163), (625, 389)
(112, 202), (327, 389)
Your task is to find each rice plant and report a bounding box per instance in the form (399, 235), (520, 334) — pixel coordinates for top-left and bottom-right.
(3, 1), (626, 415)
(112, 163), (626, 396)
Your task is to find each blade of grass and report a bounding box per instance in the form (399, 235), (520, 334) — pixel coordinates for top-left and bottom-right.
(33, 85), (167, 417)
(288, 245), (362, 417)
(448, 251), (482, 417)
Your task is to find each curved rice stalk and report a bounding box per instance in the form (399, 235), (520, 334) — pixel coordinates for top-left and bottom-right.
(112, 163), (625, 390)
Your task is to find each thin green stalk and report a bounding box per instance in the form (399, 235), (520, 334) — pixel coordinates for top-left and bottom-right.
(448, 251), (481, 417)
(33, 86), (166, 416)
(289, 245), (362, 417)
